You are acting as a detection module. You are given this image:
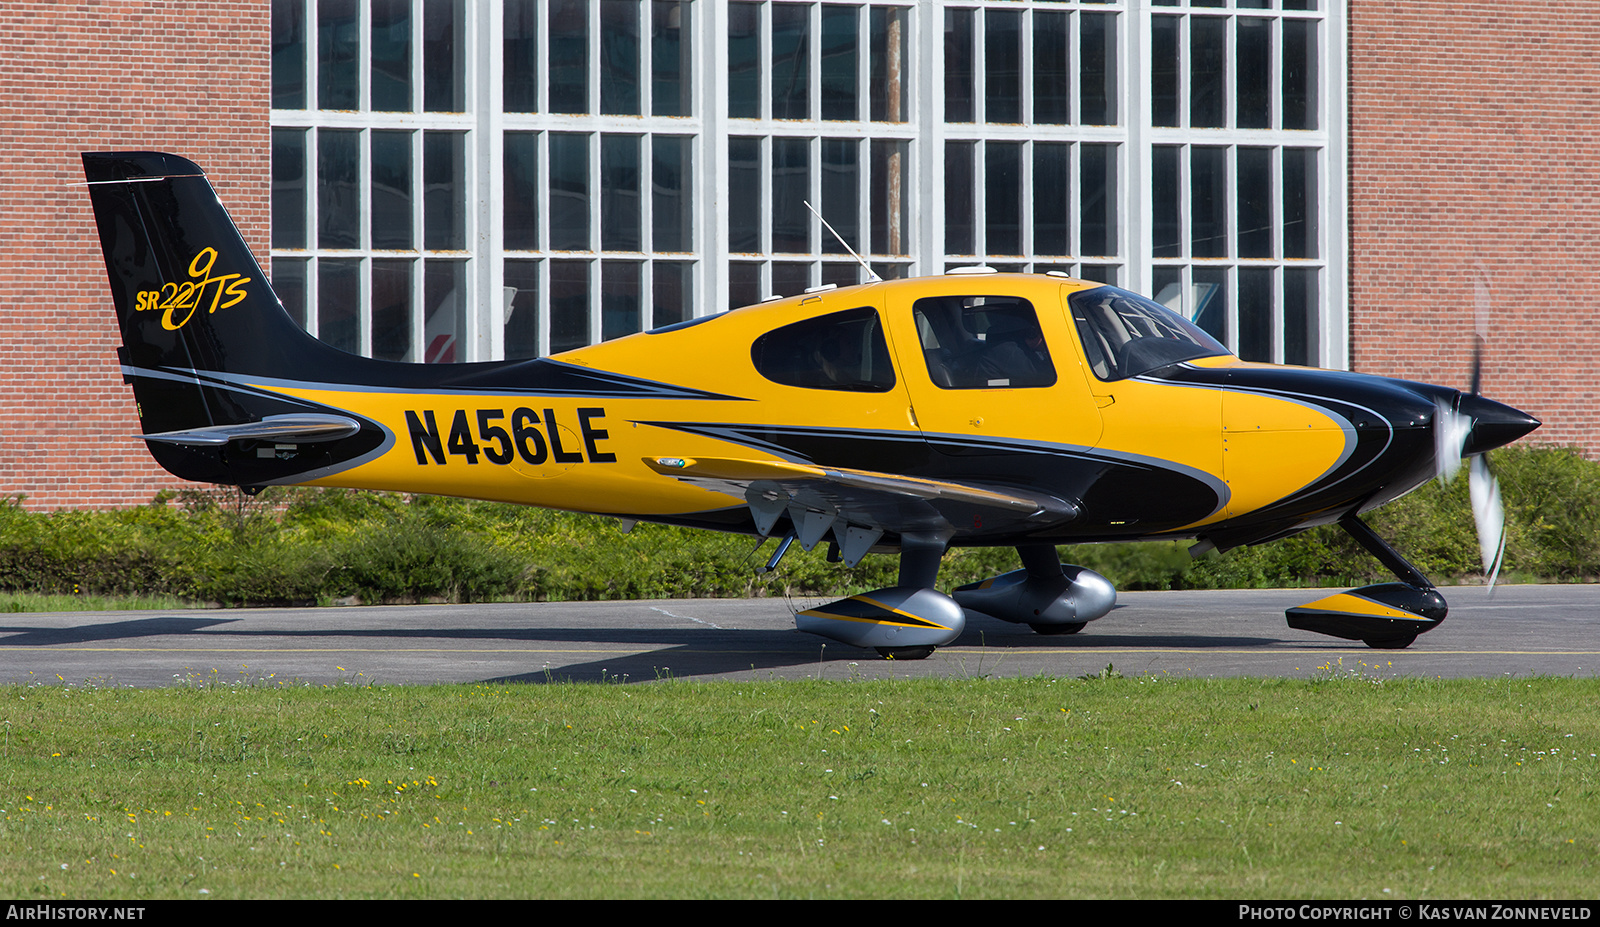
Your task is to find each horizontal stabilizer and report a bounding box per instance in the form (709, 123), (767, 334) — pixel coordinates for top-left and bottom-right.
(141, 414), (363, 447)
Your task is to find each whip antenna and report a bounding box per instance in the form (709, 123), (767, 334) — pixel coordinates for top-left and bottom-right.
(804, 200), (880, 283)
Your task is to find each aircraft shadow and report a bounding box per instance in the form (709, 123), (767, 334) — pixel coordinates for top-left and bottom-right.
(0, 612), (1300, 684)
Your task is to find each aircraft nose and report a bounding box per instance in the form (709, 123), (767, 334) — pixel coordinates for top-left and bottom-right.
(1458, 393), (1540, 456)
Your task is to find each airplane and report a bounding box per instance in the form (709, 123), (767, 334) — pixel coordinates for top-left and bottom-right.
(80, 151), (1540, 660)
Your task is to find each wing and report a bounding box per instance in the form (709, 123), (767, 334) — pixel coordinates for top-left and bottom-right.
(644, 456), (1078, 564)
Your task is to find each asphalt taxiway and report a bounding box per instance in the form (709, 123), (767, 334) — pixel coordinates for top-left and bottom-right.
(1, 584), (1595, 686)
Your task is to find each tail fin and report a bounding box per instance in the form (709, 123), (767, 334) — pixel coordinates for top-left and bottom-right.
(82, 151), (387, 487)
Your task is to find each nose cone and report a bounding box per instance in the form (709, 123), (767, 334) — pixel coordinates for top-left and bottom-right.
(1459, 394), (1541, 456)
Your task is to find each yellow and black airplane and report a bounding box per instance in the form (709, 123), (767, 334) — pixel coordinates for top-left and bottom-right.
(82, 151), (1539, 658)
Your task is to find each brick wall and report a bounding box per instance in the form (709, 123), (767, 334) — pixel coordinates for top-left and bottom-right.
(1349, 2), (1600, 452)
(0, 1), (270, 509)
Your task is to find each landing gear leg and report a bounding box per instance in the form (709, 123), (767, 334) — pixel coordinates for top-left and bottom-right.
(1285, 515), (1447, 649)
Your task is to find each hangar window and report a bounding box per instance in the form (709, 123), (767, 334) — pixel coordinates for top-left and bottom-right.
(912, 296), (1055, 389)
(751, 307), (895, 392)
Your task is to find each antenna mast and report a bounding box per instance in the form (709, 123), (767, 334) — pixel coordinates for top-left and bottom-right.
(804, 200), (881, 283)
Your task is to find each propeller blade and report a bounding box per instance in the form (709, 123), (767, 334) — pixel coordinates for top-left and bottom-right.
(1433, 397), (1470, 484)
(1468, 454), (1507, 591)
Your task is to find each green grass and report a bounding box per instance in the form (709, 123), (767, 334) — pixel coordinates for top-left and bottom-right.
(1, 673), (1596, 899)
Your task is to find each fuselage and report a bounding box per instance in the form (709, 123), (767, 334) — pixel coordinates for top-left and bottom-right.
(220, 273), (1527, 553)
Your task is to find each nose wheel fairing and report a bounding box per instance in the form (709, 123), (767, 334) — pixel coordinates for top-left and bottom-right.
(1286, 583), (1446, 648)
(1285, 514), (1448, 649)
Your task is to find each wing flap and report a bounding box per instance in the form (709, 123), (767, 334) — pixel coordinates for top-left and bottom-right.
(644, 456), (1077, 562)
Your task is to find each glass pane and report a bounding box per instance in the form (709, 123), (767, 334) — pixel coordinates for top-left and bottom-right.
(913, 295), (1054, 389)
(601, 0), (640, 115)
(424, 259), (467, 362)
(271, 127), (306, 250)
(1284, 0), (1319, 12)
(1151, 265), (1183, 313)
(772, 137), (809, 253)
(1034, 12), (1068, 125)
(944, 8), (974, 123)
(728, 2), (761, 118)
(729, 261), (762, 310)
(869, 7), (906, 123)
(318, 258), (361, 353)
(821, 4), (857, 121)
(504, 133), (539, 251)
(1080, 12), (1116, 126)
(424, 132), (464, 251)
(820, 138), (858, 255)
(271, 0), (306, 109)
(1237, 147), (1272, 259)
(772, 3), (810, 120)
(652, 1), (690, 117)
(550, 260), (590, 353)
(984, 9), (1020, 124)
(1238, 266), (1272, 362)
(870, 139), (907, 255)
(821, 263), (858, 288)
(601, 135), (641, 252)
(985, 142), (1022, 256)
(549, 133), (590, 251)
(601, 261), (641, 340)
(752, 306), (895, 391)
(1081, 143), (1117, 258)
(945, 142), (974, 255)
(772, 262), (810, 298)
(549, 0), (589, 114)
(1190, 16), (1226, 128)
(371, 0), (412, 112)
(1283, 19), (1317, 130)
(652, 136), (691, 253)
(317, 129), (360, 250)
(317, 0), (358, 111)
(1192, 266), (1228, 345)
(1152, 146), (1180, 259)
(1190, 146), (1227, 259)
(652, 262), (690, 328)
(728, 137), (761, 252)
(1284, 267), (1318, 366)
(271, 257), (308, 329)
(1283, 148), (1317, 258)
(1033, 143), (1069, 257)
(1237, 18), (1271, 129)
(504, 0), (540, 113)
(423, 0), (463, 113)
(1078, 264), (1117, 286)
(372, 258), (413, 361)
(1151, 15), (1179, 128)
(372, 130), (414, 251)
(504, 259), (541, 359)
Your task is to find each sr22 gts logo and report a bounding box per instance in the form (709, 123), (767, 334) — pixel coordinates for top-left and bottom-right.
(405, 407), (617, 466)
(133, 247), (252, 331)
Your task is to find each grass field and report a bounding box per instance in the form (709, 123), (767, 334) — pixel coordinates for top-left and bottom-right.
(0, 672), (1594, 899)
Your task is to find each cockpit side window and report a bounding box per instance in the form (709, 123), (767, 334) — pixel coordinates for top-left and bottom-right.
(911, 295), (1056, 389)
(750, 306), (896, 392)
(1068, 285), (1228, 381)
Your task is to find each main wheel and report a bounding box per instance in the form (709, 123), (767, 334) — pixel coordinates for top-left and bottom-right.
(1029, 622), (1087, 636)
(1364, 634), (1417, 650)
(875, 646), (936, 660)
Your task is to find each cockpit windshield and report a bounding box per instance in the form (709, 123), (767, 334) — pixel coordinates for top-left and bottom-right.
(1068, 286), (1229, 381)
